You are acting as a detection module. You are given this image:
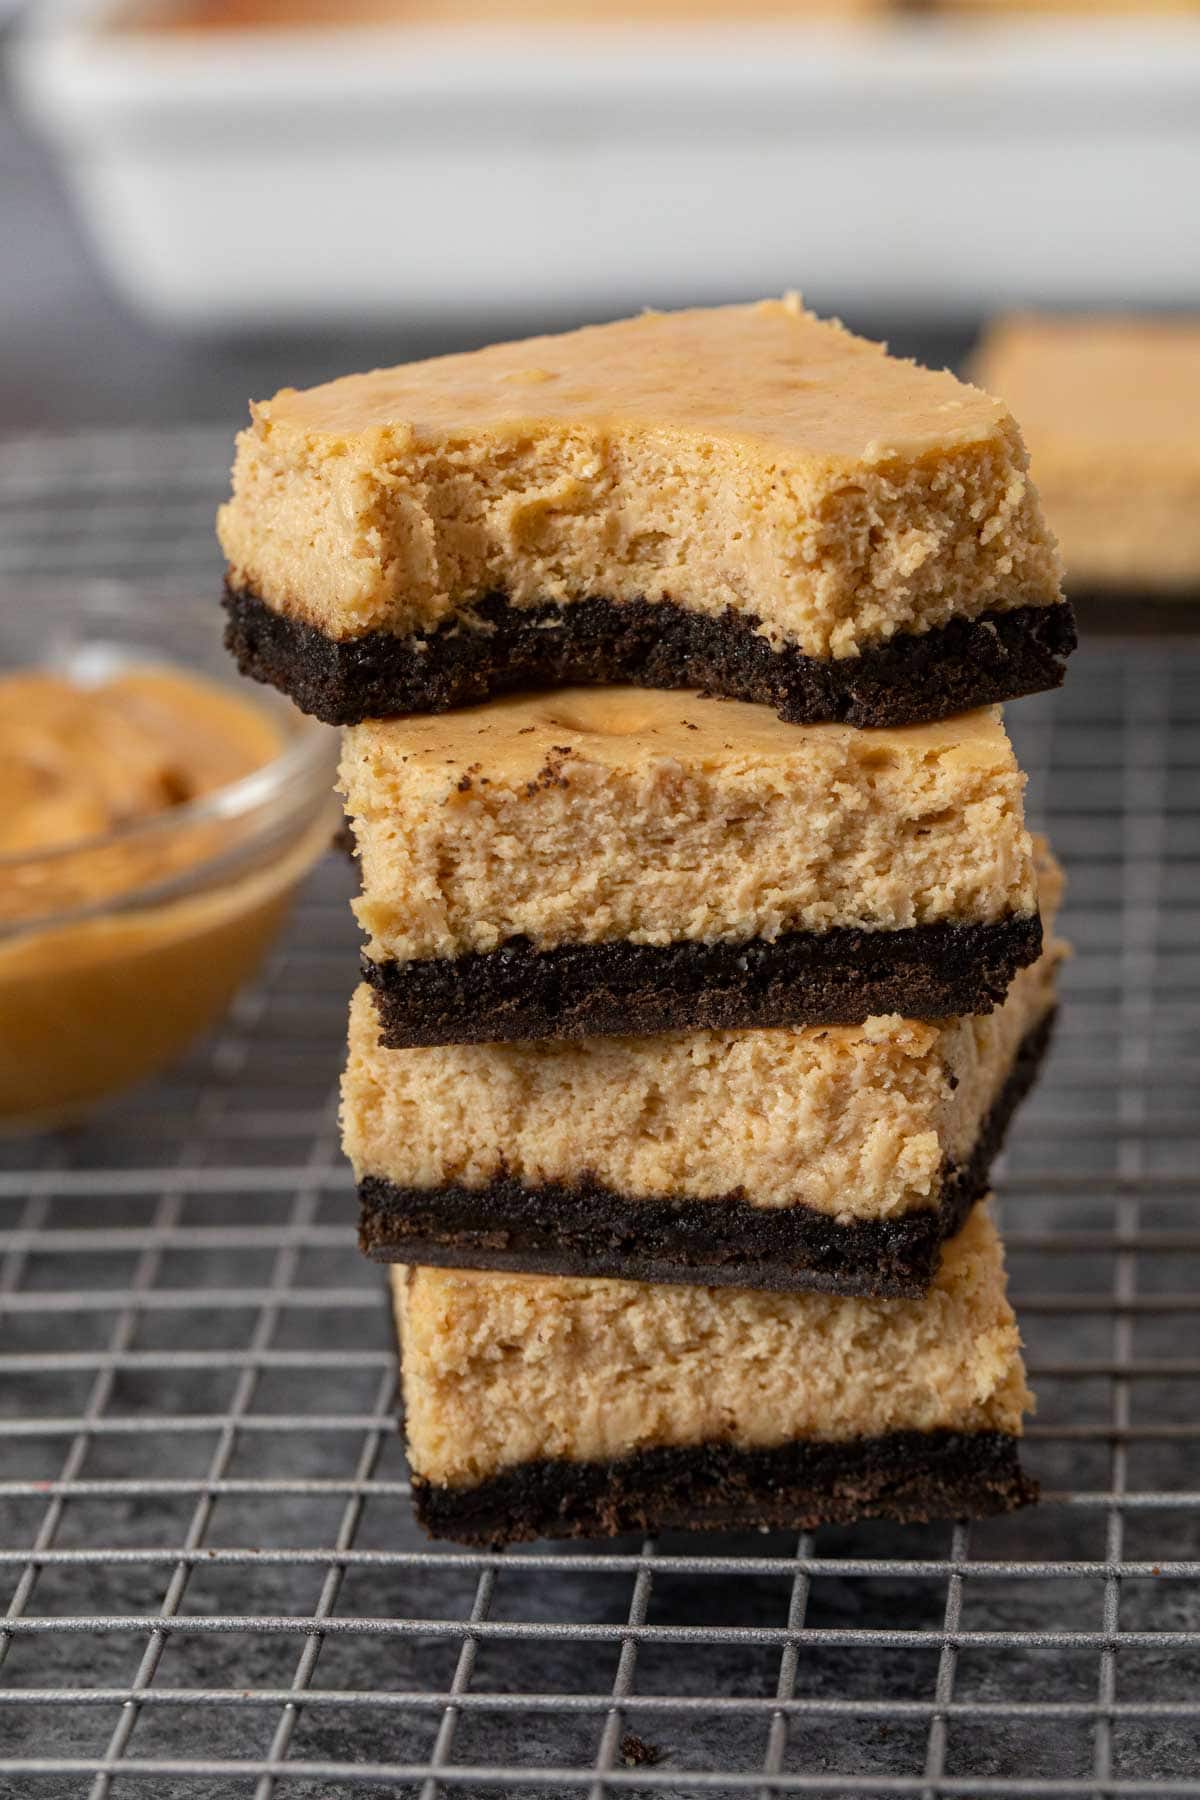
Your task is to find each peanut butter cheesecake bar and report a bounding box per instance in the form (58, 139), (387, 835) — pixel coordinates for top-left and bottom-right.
(132, 0), (891, 28)
(221, 298), (1072, 727)
(394, 1206), (1035, 1544)
(345, 689), (1043, 1045)
(347, 847), (1062, 1297)
(974, 315), (1200, 600)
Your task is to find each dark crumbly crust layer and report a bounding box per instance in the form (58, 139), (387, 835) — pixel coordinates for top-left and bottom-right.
(411, 1429), (1037, 1546)
(223, 583), (1076, 729)
(360, 1010), (1054, 1299)
(364, 915), (1043, 1047)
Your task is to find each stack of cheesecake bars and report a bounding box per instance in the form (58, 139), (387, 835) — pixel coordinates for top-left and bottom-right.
(219, 299), (1077, 1546)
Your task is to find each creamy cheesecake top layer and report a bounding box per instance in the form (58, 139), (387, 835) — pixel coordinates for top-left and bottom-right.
(220, 298), (1063, 659)
(266, 299), (1005, 453)
(347, 682), (1013, 784)
(396, 1206), (1030, 1488)
(342, 690), (1036, 959)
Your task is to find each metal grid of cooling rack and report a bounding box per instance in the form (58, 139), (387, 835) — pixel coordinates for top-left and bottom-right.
(2, 430), (1200, 1798)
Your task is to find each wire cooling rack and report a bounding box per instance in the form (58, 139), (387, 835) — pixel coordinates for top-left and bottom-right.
(2, 430), (1200, 1798)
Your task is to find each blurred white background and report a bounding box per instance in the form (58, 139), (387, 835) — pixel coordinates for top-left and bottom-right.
(3, 0), (1199, 428)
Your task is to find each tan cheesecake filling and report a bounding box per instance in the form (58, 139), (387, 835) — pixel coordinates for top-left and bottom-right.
(394, 1206), (1029, 1490)
(342, 843), (1062, 1224)
(219, 298), (1062, 661)
(343, 690), (1036, 962)
(974, 315), (1200, 594)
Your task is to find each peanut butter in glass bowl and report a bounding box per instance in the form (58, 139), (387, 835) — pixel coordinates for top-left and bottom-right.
(0, 589), (338, 1131)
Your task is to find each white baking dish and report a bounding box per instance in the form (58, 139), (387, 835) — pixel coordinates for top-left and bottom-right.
(13, 1), (1200, 329)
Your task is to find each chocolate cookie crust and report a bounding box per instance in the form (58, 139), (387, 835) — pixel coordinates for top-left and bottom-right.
(411, 1428), (1037, 1546)
(360, 1010), (1053, 1297)
(223, 584), (1075, 729)
(363, 914), (1044, 1047)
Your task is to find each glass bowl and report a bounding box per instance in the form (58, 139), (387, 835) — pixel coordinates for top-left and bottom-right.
(1, 584), (339, 1132)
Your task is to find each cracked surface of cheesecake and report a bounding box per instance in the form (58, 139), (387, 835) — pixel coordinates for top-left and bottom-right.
(345, 689), (1042, 1042)
(220, 298), (1071, 726)
(346, 847), (1063, 1295)
(394, 1206), (1035, 1544)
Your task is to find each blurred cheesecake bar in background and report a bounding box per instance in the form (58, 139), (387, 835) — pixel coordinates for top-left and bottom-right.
(935, 1), (1197, 13)
(393, 1206), (1036, 1545)
(220, 299), (1072, 728)
(114, 0), (1191, 26)
(342, 690), (1044, 1043)
(113, 0), (890, 27)
(345, 841), (1063, 1298)
(975, 315), (1200, 602)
